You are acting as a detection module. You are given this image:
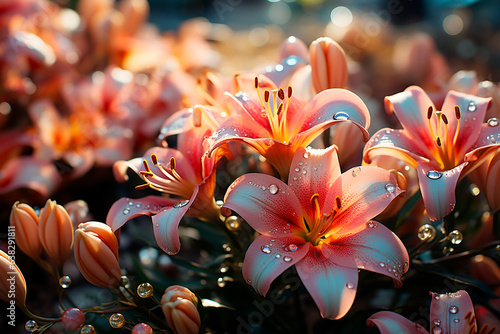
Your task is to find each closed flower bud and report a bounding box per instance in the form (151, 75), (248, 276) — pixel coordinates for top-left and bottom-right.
(9, 202), (42, 261)
(38, 199), (74, 269)
(309, 37), (348, 93)
(74, 222), (121, 288)
(0, 249), (26, 306)
(161, 285), (201, 334)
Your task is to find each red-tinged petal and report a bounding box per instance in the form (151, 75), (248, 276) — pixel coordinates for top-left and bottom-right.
(243, 235), (308, 296)
(363, 128), (433, 167)
(464, 123), (500, 166)
(324, 166), (403, 234)
(152, 187), (199, 255)
(106, 196), (179, 233)
(441, 91), (491, 157)
(416, 161), (466, 221)
(226, 90), (272, 132)
(223, 173), (306, 235)
(295, 245), (358, 320)
(429, 290), (477, 334)
(290, 89), (371, 142)
(322, 221), (409, 287)
(288, 146), (341, 222)
(367, 311), (429, 334)
(177, 126), (212, 179)
(158, 109), (193, 138)
(0, 157), (60, 197)
(384, 86), (436, 149)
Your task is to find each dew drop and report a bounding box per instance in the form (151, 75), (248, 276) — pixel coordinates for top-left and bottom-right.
(81, 324), (96, 334)
(385, 183), (396, 193)
(261, 245), (271, 254)
(433, 319), (441, 326)
(284, 256), (292, 262)
(448, 230), (463, 245)
(352, 167), (361, 177)
(128, 202), (133, 206)
(417, 224), (436, 241)
(453, 318), (460, 323)
(287, 244), (298, 252)
(109, 313), (125, 328)
(269, 184), (279, 194)
(25, 320), (38, 332)
(137, 283), (154, 298)
(367, 221), (377, 228)
(135, 203), (141, 208)
(247, 279), (252, 284)
(225, 216), (241, 231)
(302, 170), (307, 175)
(379, 262), (386, 268)
(217, 277), (226, 288)
(295, 167), (300, 172)
(449, 306), (458, 314)
(123, 209), (130, 215)
(346, 282), (354, 289)
(333, 111), (350, 120)
(488, 118), (499, 127)
(432, 327), (442, 334)
(173, 200), (189, 208)
(468, 101), (477, 112)
(303, 152), (309, 159)
(298, 161), (303, 166)
(275, 254), (281, 259)
(427, 170), (443, 180)
(59, 275), (72, 288)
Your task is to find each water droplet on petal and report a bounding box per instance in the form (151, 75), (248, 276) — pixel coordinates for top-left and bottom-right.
(453, 318), (460, 323)
(275, 254), (281, 259)
(367, 221), (378, 228)
(468, 101), (477, 112)
(449, 306), (458, 314)
(135, 203), (141, 208)
(295, 167), (300, 172)
(448, 230), (463, 245)
(303, 152), (310, 159)
(385, 183), (396, 193)
(346, 282), (354, 289)
(123, 209), (130, 215)
(287, 244), (298, 252)
(269, 184), (279, 194)
(379, 262), (386, 267)
(488, 118), (499, 127)
(432, 327), (442, 334)
(128, 202), (133, 206)
(427, 170), (443, 180)
(433, 319), (441, 326)
(173, 200), (189, 208)
(261, 245), (271, 254)
(333, 111), (350, 120)
(284, 256), (292, 262)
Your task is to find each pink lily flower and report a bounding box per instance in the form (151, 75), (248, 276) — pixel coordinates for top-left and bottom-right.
(363, 86), (498, 221)
(208, 77), (370, 180)
(367, 290), (478, 334)
(222, 146), (408, 319)
(107, 110), (230, 255)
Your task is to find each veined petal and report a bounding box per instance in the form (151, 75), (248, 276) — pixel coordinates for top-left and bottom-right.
(384, 86), (436, 150)
(441, 90), (491, 157)
(464, 123), (500, 165)
(288, 146), (341, 222)
(324, 166), (403, 234)
(223, 174), (306, 235)
(417, 162), (466, 221)
(289, 89), (371, 142)
(363, 128), (433, 167)
(322, 221), (409, 288)
(152, 187), (199, 255)
(226, 90), (272, 132)
(367, 311), (429, 334)
(429, 290), (476, 334)
(106, 196), (179, 232)
(243, 235), (308, 296)
(295, 245), (359, 320)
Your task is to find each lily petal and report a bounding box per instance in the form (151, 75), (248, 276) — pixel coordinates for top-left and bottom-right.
(429, 290), (476, 334)
(441, 90), (491, 157)
(384, 86), (436, 150)
(289, 88), (371, 142)
(295, 244), (358, 320)
(152, 187), (199, 255)
(223, 174), (306, 235)
(322, 221), (409, 287)
(288, 146), (341, 222)
(106, 196), (179, 232)
(464, 123), (500, 165)
(243, 235), (308, 296)
(416, 161), (466, 221)
(367, 311), (429, 334)
(325, 166), (403, 234)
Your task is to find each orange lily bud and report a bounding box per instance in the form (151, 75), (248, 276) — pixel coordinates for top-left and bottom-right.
(161, 285), (201, 334)
(9, 202), (42, 261)
(38, 199), (74, 269)
(309, 37), (348, 93)
(0, 249), (27, 307)
(74, 222), (121, 288)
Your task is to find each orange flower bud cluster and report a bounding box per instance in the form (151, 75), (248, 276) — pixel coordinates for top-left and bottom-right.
(161, 285), (201, 334)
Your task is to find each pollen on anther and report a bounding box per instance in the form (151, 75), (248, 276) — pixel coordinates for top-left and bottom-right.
(455, 106), (461, 119)
(335, 196), (341, 209)
(287, 86), (292, 98)
(254, 77), (258, 89)
(278, 88), (285, 100)
(277, 103), (283, 115)
(151, 154), (158, 165)
(441, 114), (448, 124)
(170, 157), (176, 170)
(436, 137), (442, 146)
(264, 90), (270, 103)
(143, 160), (151, 172)
(135, 183), (150, 190)
(427, 106), (433, 119)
